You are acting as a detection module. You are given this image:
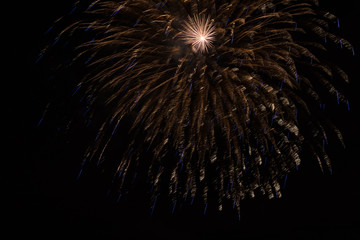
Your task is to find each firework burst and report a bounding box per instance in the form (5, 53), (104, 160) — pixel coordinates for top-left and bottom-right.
(39, 0), (353, 214)
(181, 15), (216, 53)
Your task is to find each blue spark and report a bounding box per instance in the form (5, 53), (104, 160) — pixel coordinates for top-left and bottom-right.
(117, 169), (123, 179)
(283, 174), (288, 188)
(112, 121), (120, 135)
(135, 91), (141, 102)
(151, 196), (158, 215)
(180, 149), (185, 163)
(172, 200), (177, 214)
(34, 54), (43, 64)
(85, 24), (93, 31)
(36, 116), (44, 127)
(88, 1), (97, 10)
(127, 147), (134, 157)
(116, 194), (122, 202)
(279, 80), (284, 91)
(76, 169), (83, 180)
(68, 6), (77, 15)
(113, 5), (125, 16)
(225, 18), (230, 27)
(72, 85), (81, 96)
(86, 38), (95, 47)
(44, 26), (53, 35)
(133, 19), (141, 27)
(131, 172), (137, 184)
(188, 82), (192, 94)
(51, 37), (60, 47)
(162, 0), (168, 7)
(126, 58), (137, 70)
(84, 56), (93, 65)
(94, 132), (101, 142)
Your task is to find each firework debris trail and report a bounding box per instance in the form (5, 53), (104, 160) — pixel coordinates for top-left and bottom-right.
(38, 0), (353, 215)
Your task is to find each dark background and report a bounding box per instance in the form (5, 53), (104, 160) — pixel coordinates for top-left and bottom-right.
(9, 0), (360, 239)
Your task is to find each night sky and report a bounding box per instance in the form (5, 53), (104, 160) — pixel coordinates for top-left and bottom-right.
(10, 0), (360, 238)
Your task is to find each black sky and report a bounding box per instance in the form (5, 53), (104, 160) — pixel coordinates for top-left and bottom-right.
(10, 0), (360, 239)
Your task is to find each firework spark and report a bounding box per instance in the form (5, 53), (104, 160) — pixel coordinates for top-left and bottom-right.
(40, 0), (352, 214)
